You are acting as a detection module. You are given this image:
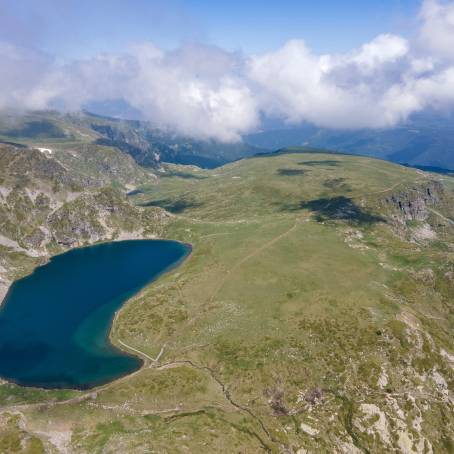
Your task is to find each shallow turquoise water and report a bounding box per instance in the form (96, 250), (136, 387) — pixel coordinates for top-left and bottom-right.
(0, 240), (190, 389)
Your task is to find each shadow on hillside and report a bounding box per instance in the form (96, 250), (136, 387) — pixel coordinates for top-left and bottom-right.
(3, 121), (66, 139)
(298, 160), (340, 167)
(160, 170), (207, 180)
(140, 197), (202, 213)
(277, 168), (306, 176)
(127, 189), (144, 196)
(0, 140), (28, 148)
(323, 178), (352, 192)
(282, 196), (384, 225)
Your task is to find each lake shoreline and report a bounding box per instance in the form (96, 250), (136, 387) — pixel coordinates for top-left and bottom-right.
(0, 233), (190, 308)
(0, 237), (192, 391)
(110, 242), (193, 355)
(0, 280), (9, 307)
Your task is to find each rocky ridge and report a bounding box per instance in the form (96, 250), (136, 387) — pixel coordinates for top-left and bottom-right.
(0, 143), (168, 304)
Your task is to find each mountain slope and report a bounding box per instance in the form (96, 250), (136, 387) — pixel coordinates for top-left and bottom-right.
(3, 109), (454, 172)
(0, 110), (262, 169)
(2, 149), (453, 453)
(0, 143), (168, 304)
(245, 113), (454, 170)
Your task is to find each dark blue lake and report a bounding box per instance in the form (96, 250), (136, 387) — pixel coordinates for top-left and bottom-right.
(0, 240), (190, 389)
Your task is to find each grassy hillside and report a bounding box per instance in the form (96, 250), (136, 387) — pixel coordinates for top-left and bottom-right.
(0, 110), (262, 169)
(245, 113), (454, 170)
(0, 111), (99, 144)
(1, 149), (453, 453)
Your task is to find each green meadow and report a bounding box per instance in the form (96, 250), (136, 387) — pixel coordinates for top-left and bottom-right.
(1, 151), (453, 453)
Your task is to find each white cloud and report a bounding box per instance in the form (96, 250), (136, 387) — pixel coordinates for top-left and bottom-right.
(247, 35), (415, 129)
(348, 34), (409, 71)
(0, 43), (54, 110)
(123, 44), (258, 141)
(6, 43), (259, 142)
(247, 7), (454, 131)
(420, 0), (454, 60)
(0, 1), (454, 140)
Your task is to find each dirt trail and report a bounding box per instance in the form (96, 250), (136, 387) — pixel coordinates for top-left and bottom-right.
(357, 162), (412, 179)
(168, 212), (256, 226)
(117, 339), (165, 363)
(362, 181), (403, 197)
(361, 177), (430, 198)
(1, 354), (281, 452)
(1, 344), (164, 413)
(209, 218), (301, 304)
(157, 359), (286, 453)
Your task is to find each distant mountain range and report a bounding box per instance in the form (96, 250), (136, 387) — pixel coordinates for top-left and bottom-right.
(0, 110), (263, 169)
(1, 109), (454, 172)
(244, 112), (454, 170)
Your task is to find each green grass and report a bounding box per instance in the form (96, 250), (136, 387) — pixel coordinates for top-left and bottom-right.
(2, 151), (454, 452)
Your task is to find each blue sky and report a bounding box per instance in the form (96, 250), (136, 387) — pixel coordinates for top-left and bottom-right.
(2, 0), (454, 141)
(187, 0), (420, 53)
(1, 0), (421, 57)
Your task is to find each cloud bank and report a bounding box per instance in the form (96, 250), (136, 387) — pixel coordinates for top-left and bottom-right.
(1, 0), (454, 141)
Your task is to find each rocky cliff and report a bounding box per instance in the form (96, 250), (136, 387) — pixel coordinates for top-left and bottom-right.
(383, 180), (444, 222)
(0, 144), (168, 304)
